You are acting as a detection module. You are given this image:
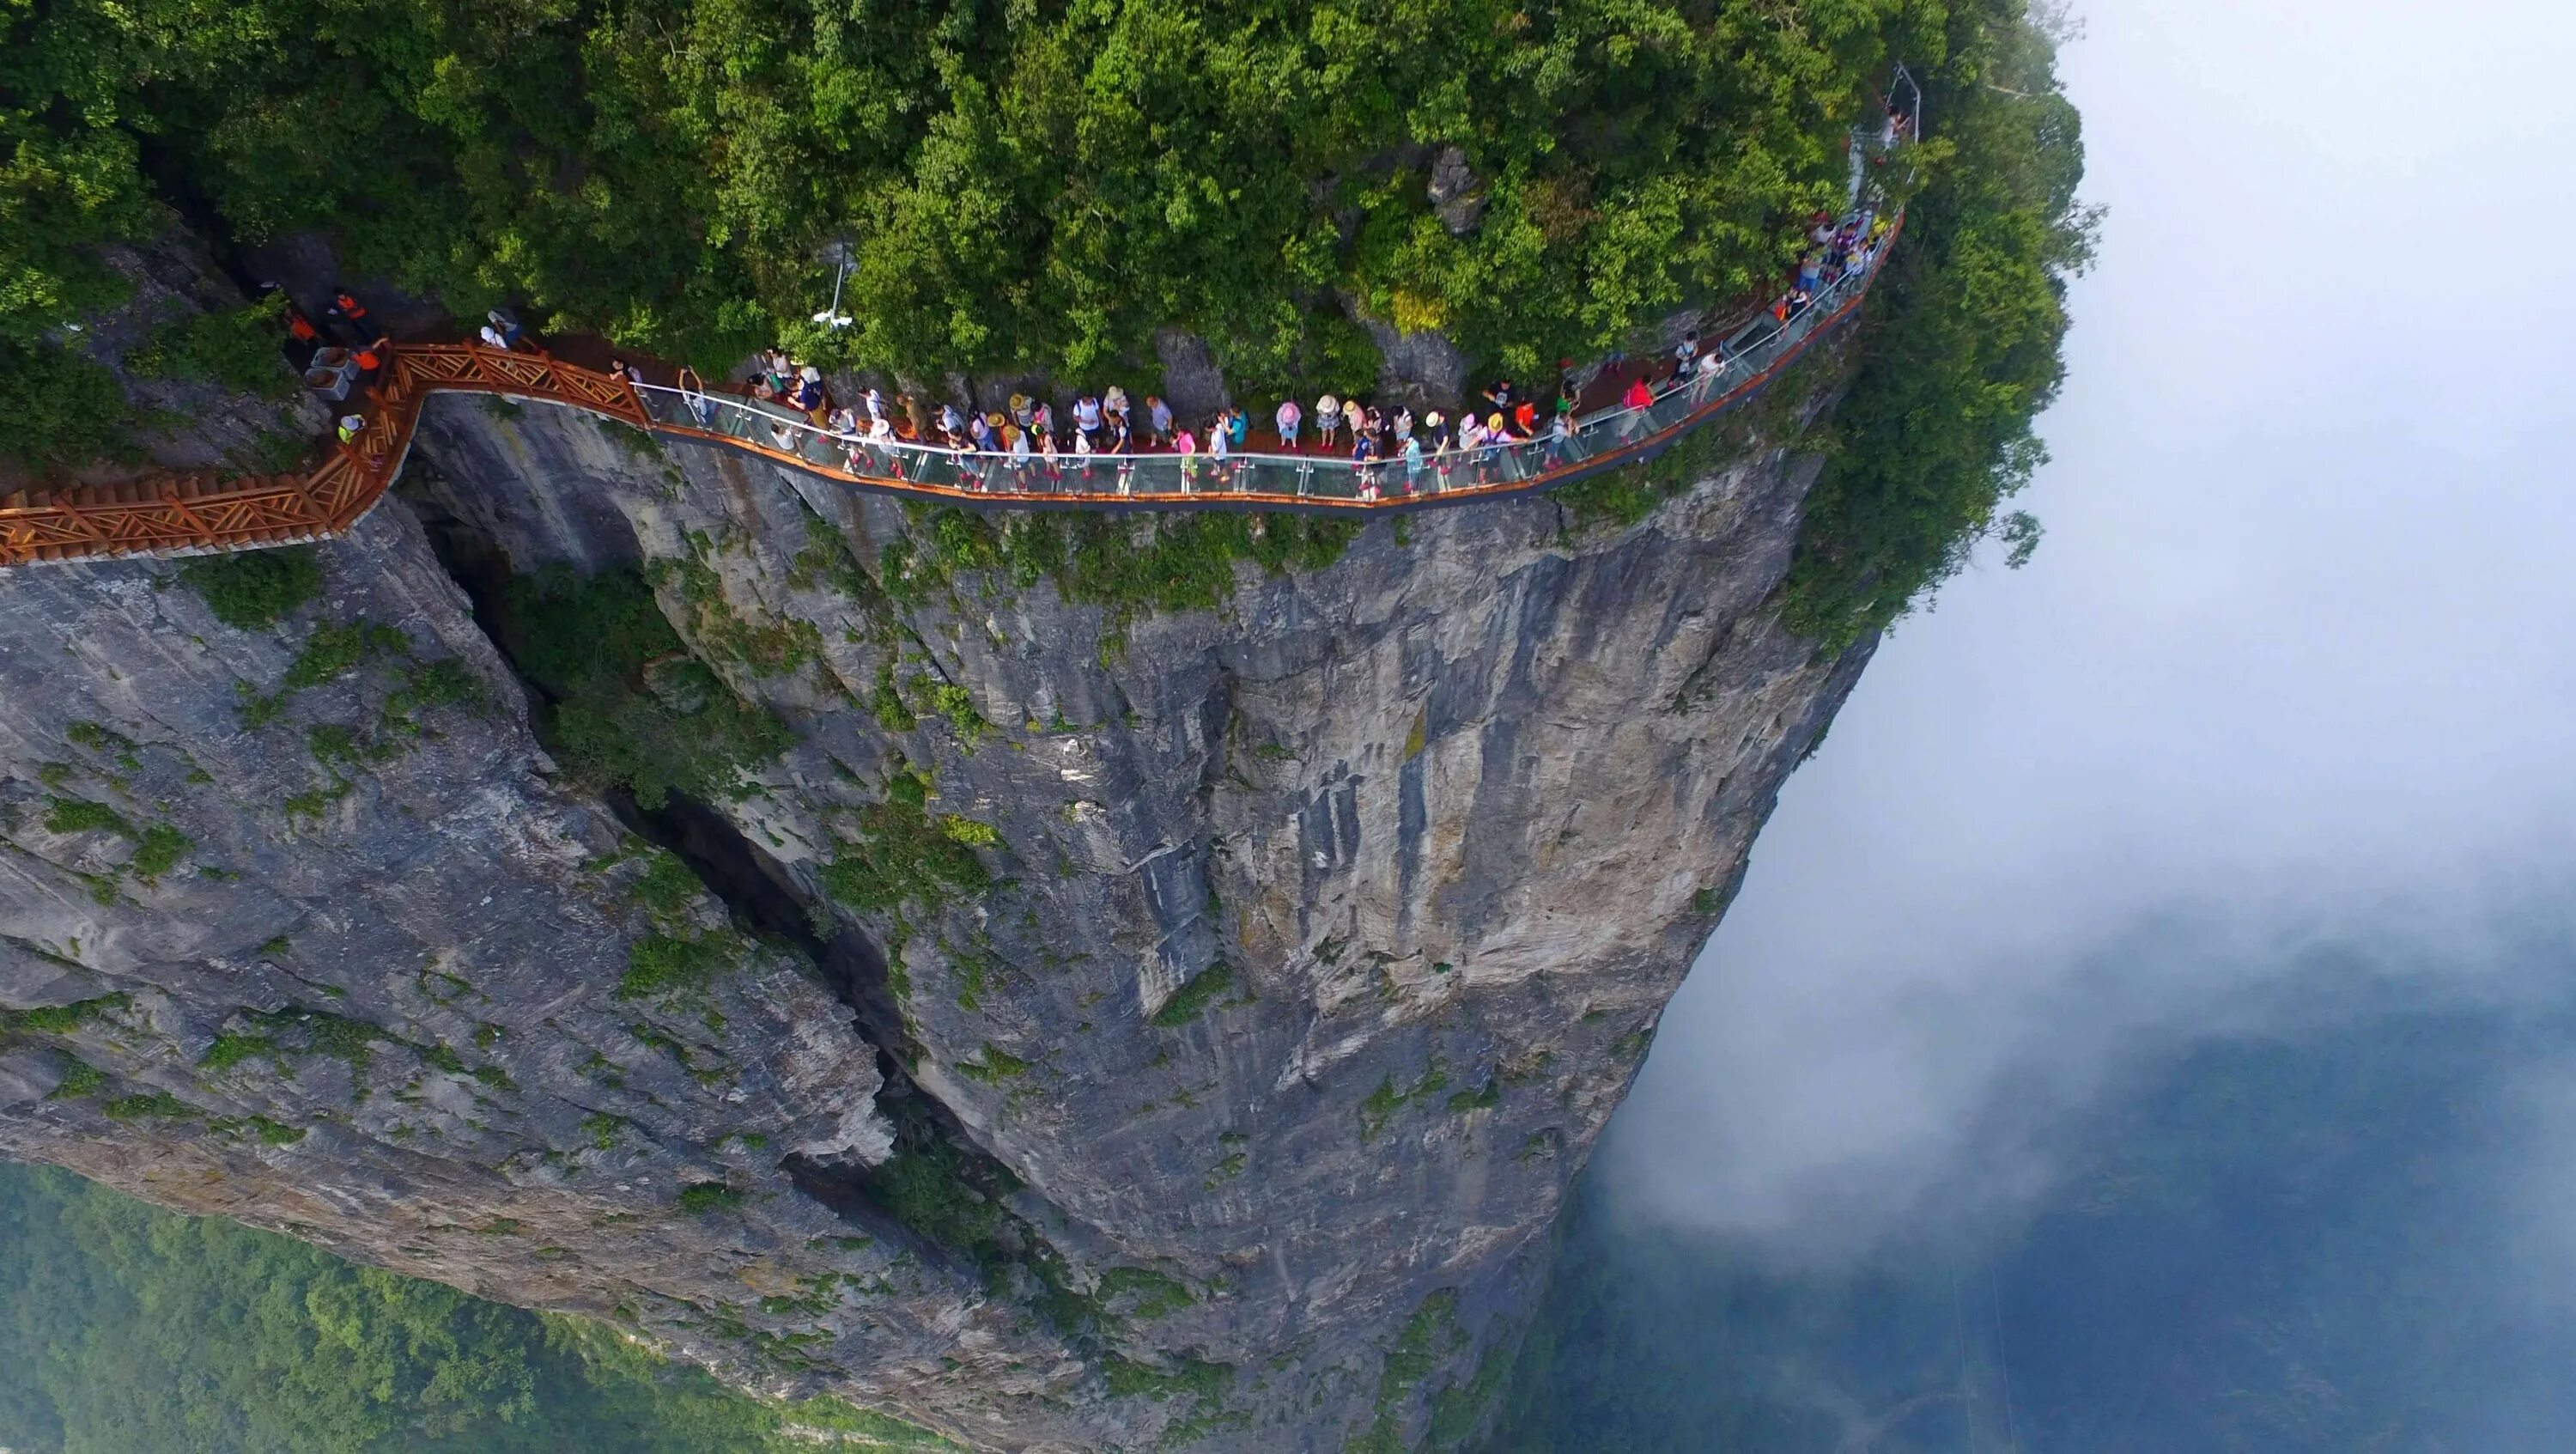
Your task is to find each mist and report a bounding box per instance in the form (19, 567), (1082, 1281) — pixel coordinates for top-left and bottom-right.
(1604, 0), (2576, 1260)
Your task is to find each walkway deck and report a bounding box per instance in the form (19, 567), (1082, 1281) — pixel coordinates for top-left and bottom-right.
(0, 217), (1896, 568)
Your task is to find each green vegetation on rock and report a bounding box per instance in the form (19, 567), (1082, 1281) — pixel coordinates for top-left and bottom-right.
(493, 567), (793, 810)
(177, 547), (323, 631)
(0, 994), (129, 1039)
(129, 295), (296, 398)
(1150, 964), (1236, 1029)
(817, 770), (993, 917)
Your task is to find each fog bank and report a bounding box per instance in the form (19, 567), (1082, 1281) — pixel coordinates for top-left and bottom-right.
(1607, 0), (2576, 1259)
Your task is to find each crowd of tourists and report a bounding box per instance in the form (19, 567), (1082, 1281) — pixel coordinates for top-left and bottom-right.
(290, 192), (1890, 497)
(664, 200), (1893, 497)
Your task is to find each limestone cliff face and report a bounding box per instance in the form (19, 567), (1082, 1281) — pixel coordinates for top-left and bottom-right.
(0, 377), (1872, 1450)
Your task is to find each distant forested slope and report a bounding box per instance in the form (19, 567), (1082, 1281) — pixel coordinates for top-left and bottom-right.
(0, 1163), (954, 1454)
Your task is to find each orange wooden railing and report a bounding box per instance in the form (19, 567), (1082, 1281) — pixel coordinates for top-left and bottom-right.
(0, 346), (649, 566)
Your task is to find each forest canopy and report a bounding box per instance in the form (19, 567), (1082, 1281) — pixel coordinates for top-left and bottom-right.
(4, 0), (2087, 646)
(0, 1160), (958, 1453)
(4, 0), (1940, 395)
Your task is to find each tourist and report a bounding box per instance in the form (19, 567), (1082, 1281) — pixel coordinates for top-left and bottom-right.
(336, 412), (365, 444)
(1147, 395), (1174, 448)
(477, 323), (509, 350)
(488, 309), (525, 350)
(1425, 410), (1450, 453)
(1481, 379), (1514, 413)
(864, 386), (885, 425)
(1175, 425), (1198, 491)
(1031, 399), (1054, 440)
(326, 289), (370, 345)
(938, 403), (964, 449)
(1074, 392), (1103, 443)
(1401, 434), (1423, 491)
(1315, 392), (1341, 449)
(1392, 407), (1413, 447)
(1007, 424), (1032, 489)
(1072, 422), (1096, 483)
(1226, 408), (1248, 455)
(1511, 398), (1537, 438)
(1673, 330), (1699, 382)
(901, 392), (928, 441)
(1009, 392), (1034, 431)
(1106, 411), (1131, 454)
(678, 368), (718, 428)
(1040, 429), (1061, 485)
(1103, 384), (1130, 428)
(1210, 415), (1231, 479)
(968, 411), (995, 452)
(1692, 346), (1724, 402)
(1544, 408), (1572, 466)
(1619, 373), (1654, 440)
(795, 367), (829, 423)
(1276, 397), (1302, 449)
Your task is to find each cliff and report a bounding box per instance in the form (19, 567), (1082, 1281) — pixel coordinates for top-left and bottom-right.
(0, 365), (1872, 1450)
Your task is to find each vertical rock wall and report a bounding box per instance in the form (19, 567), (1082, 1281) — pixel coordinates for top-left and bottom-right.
(386, 374), (1874, 1446)
(1, 350), (1871, 1448)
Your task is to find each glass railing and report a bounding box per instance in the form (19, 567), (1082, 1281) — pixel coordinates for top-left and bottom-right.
(629, 205), (1895, 508)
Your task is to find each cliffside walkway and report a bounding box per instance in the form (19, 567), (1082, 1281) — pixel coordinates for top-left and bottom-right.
(0, 219), (1897, 569)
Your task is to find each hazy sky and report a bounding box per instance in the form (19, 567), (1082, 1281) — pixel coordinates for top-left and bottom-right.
(1607, 0), (2576, 1255)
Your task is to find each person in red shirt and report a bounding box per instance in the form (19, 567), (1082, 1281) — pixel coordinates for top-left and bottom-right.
(285, 306), (318, 344)
(352, 336), (388, 388)
(1619, 373), (1655, 440)
(326, 289), (369, 344)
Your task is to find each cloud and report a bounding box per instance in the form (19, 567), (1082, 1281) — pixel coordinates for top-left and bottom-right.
(1600, 0), (2576, 1263)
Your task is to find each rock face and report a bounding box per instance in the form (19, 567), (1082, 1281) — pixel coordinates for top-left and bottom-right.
(0, 227), (323, 492)
(0, 372), (1874, 1450)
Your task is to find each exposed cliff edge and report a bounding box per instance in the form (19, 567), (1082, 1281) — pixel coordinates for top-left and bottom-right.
(0, 356), (1873, 1448)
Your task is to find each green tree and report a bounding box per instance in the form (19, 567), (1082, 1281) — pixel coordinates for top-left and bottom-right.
(1777, 0), (2099, 648)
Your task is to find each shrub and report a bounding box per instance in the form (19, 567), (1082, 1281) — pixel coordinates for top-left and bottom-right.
(1150, 964), (1236, 1029)
(616, 931), (743, 999)
(675, 1182), (744, 1215)
(178, 548), (322, 630)
(129, 295), (295, 398)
